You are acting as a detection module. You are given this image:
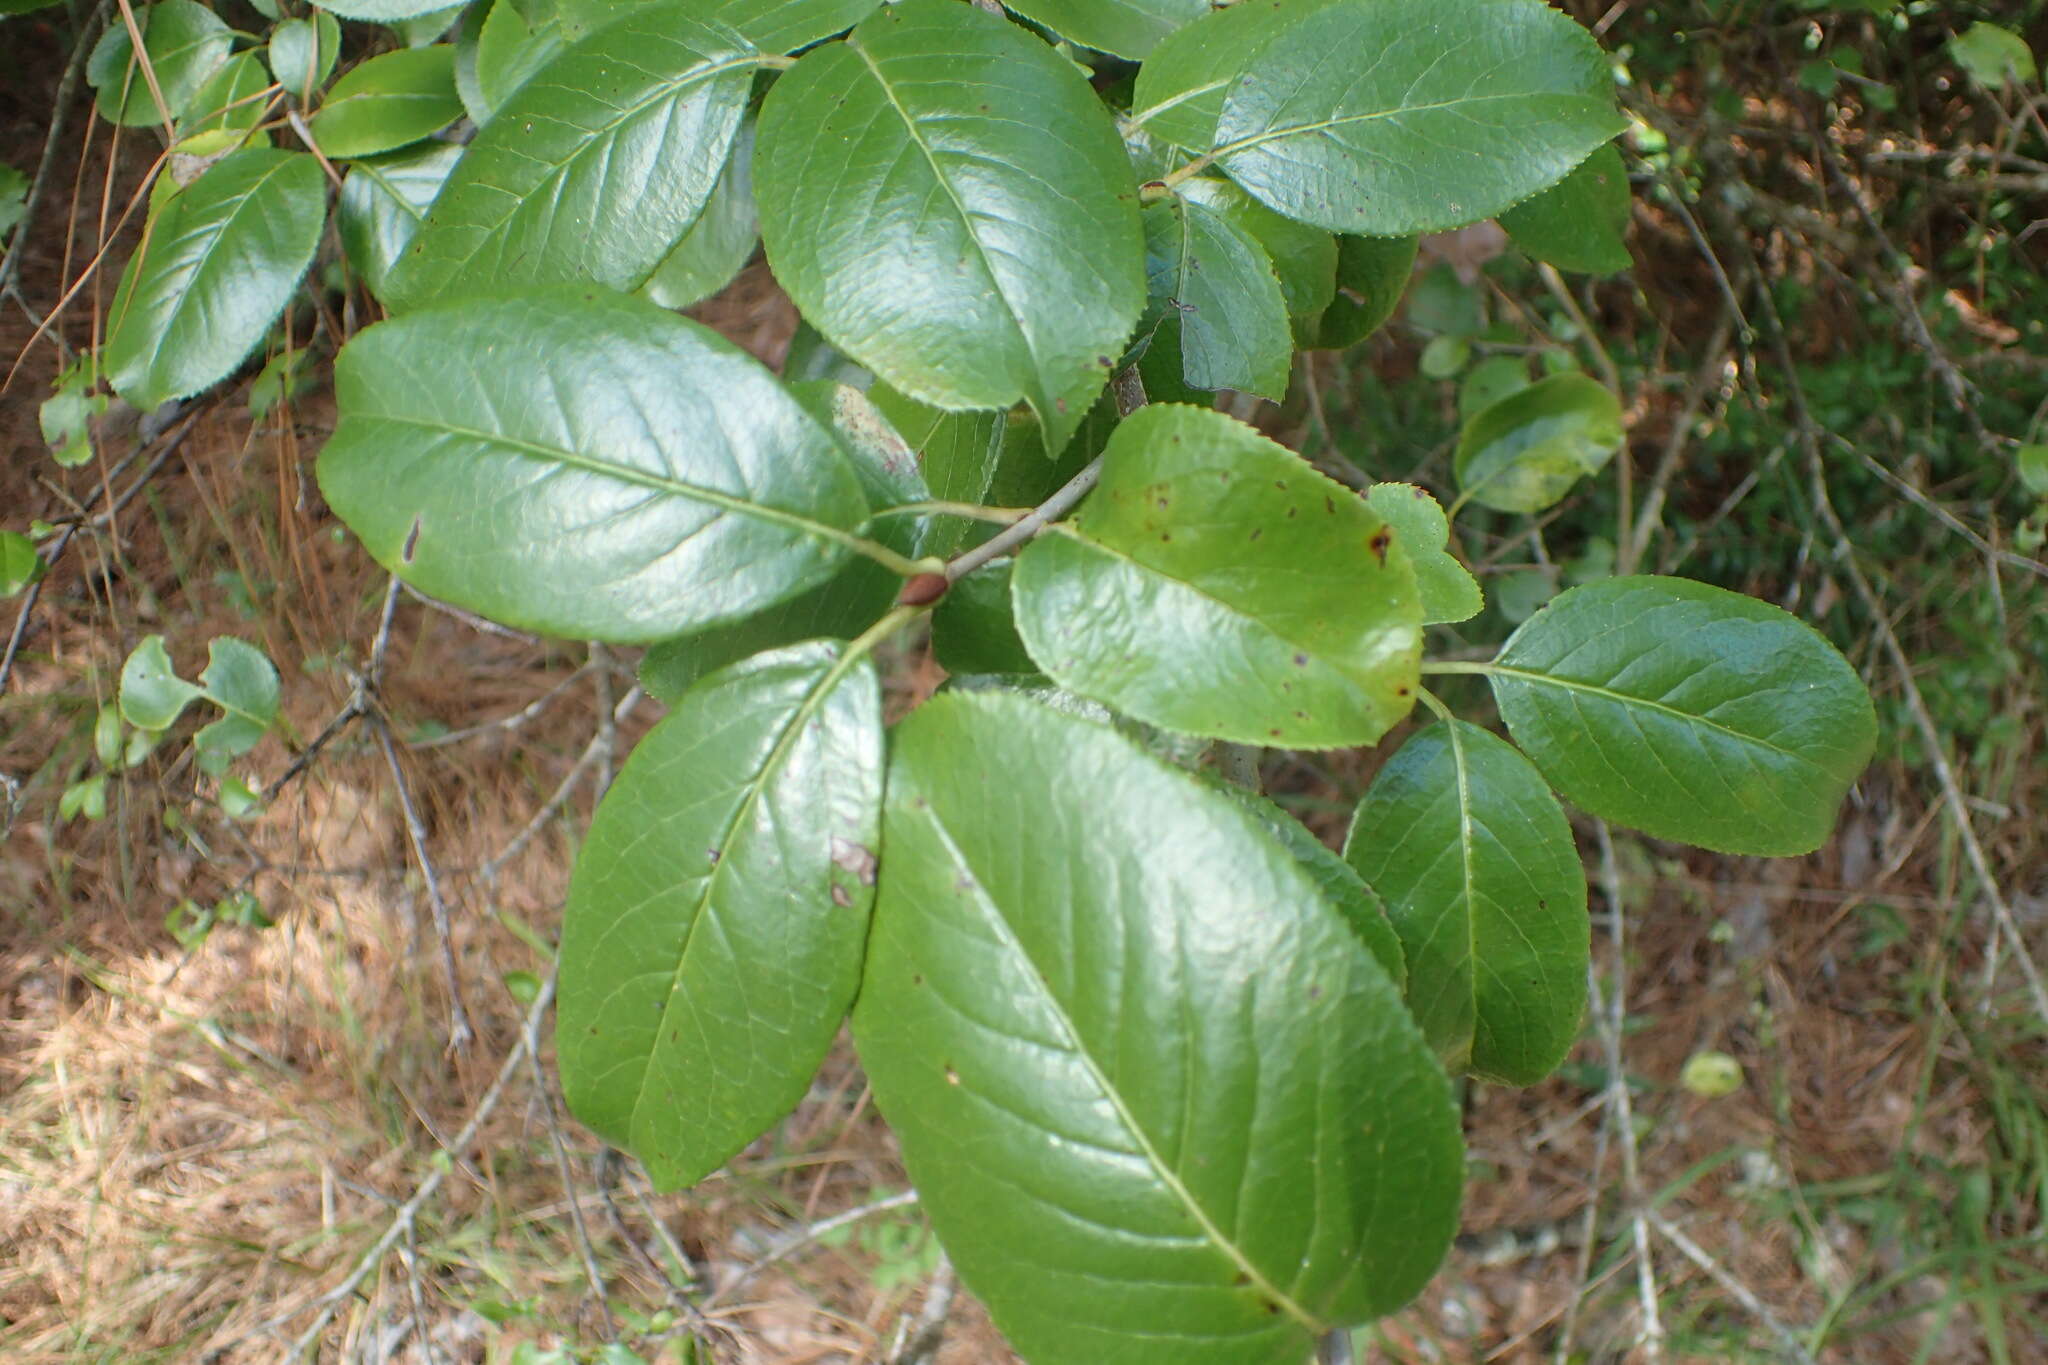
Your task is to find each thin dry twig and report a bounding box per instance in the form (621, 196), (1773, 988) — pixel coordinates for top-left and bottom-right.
(271, 974), (559, 1358)
(374, 716), (474, 1053)
(1647, 1211), (1821, 1365)
(887, 1258), (958, 1365)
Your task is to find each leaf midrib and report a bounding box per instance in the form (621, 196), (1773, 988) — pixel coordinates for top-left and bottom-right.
(625, 650), (862, 1142)
(1216, 90), (1604, 161)
(362, 410), (866, 557)
(1485, 662), (1828, 773)
(843, 35), (1037, 393)
(912, 804), (1327, 1339)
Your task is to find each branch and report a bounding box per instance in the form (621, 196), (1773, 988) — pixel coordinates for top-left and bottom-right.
(939, 456), (1101, 584)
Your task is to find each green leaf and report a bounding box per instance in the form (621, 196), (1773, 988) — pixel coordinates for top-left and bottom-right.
(121, 634), (207, 731)
(638, 118), (757, 310)
(61, 774), (108, 823)
(931, 561), (1035, 677)
(178, 52), (272, 138)
(1217, 785), (1405, 989)
(105, 149), (327, 409)
(558, 0), (881, 48)
(311, 0), (464, 22)
(0, 0), (65, 16)
(1365, 484), (1480, 625)
(40, 357), (107, 467)
(1137, 196), (1294, 401)
(1498, 143), (1630, 275)
(1344, 720), (1587, 1084)
(474, 0), (568, 116)
(639, 382), (925, 700)
(383, 6), (762, 310)
(336, 142), (463, 302)
(1453, 373), (1623, 515)
(1311, 235), (1417, 350)
(1012, 405), (1422, 748)
(318, 289), (873, 643)
(309, 45), (463, 158)
(390, 3), (464, 45)
(1457, 354), (1530, 421)
(94, 707), (124, 767)
(192, 636), (280, 767)
(1, 532), (44, 596)
(2017, 443), (2048, 497)
(559, 642), (883, 1189)
(1129, 0), (1343, 151)
(267, 13), (341, 101)
(854, 693), (1462, 1360)
(0, 164), (27, 242)
(88, 0), (232, 127)
(1210, 0), (1625, 234)
(755, 0), (1145, 455)
(1180, 177), (1339, 331)
(1950, 21), (2035, 88)
(1489, 575), (1878, 857)
(1001, 0), (1210, 59)
(1420, 335), (1470, 380)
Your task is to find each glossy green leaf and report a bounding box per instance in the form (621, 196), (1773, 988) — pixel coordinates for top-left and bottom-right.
(1489, 576), (1878, 856)
(855, 693), (1462, 1361)
(1453, 373), (1623, 515)
(88, 0), (232, 127)
(193, 637), (280, 771)
(1216, 784), (1405, 988)
(267, 13), (340, 100)
(317, 289), (872, 643)
(558, 0), (880, 48)
(1345, 720), (1586, 1084)
(474, 0), (567, 116)
(1311, 235), (1418, 349)
(120, 635), (206, 731)
(560, 642), (883, 1189)
(1013, 405), (1423, 748)
(1180, 177), (1339, 330)
(336, 142), (463, 302)
(310, 0), (464, 22)
(932, 561), (1035, 677)
(1002, 0), (1209, 59)
(309, 46), (463, 158)
(638, 382), (924, 701)
(1138, 196), (1293, 400)
(1, 532), (45, 596)
(755, 0), (1145, 455)
(1129, 0), (1343, 151)
(1498, 143), (1630, 275)
(178, 52), (271, 138)
(1951, 21), (2035, 87)
(1365, 484), (1480, 625)
(639, 119), (757, 310)
(384, 6), (762, 310)
(1211, 0), (1625, 234)
(105, 149), (327, 409)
